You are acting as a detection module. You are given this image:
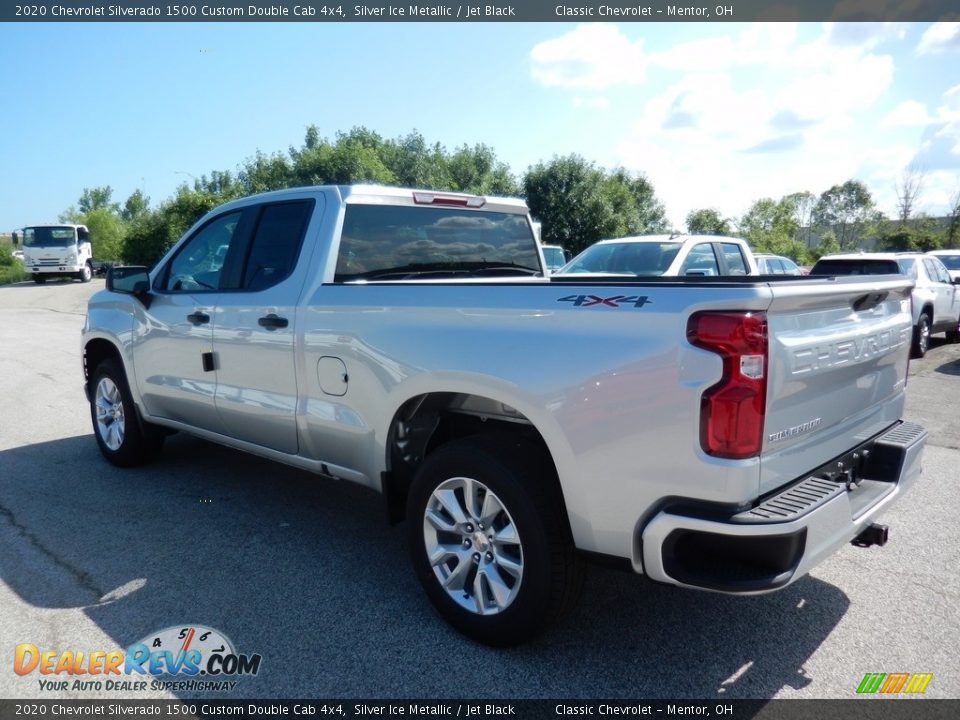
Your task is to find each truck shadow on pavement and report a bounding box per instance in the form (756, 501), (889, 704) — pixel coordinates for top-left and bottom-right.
(1, 434), (849, 701)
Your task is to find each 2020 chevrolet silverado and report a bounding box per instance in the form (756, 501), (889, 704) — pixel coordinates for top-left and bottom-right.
(83, 186), (927, 645)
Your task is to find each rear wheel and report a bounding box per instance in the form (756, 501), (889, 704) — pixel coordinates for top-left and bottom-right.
(911, 313), (931, 358)
(406, 434), (584, 646)
(90, 358), (164, 466)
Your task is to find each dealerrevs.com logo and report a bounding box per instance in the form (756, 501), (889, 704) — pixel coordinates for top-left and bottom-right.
(14, 625), (262, 693)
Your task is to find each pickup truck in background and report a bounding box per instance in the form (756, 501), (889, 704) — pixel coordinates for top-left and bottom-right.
(82, 186), (927, 645)
(555, 234), (758, 277)
(541, 244), (570, 272)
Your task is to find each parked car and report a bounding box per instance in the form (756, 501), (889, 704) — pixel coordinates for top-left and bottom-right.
(541, 244), (569, 272)
(556, 234), (758, 277)
(755, 253), (804, 275)
(927, 249), (960, 282)
(810, 252), (960, 357)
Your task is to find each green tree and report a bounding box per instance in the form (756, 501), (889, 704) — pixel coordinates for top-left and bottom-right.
(608, 168), (669, 235)
(383, 131), (453, 189)
(523, 156), (667, 255)
(812, 180), (882, 250)
(122, 210), (172, 268)
(809, 230), (841, 260)
(122, 186), (224, 267)
(289, 127), (396, 186)
(448, 143), (519, 196)
(685, 208), (732, 235)
(524, 155), (612, 254)
(121, 189), (151, 222)
(82, 208), (125, 260)
(946, 187), (960, 248)
(239, 151), (293, 194)
(876, 217), (942, 252)
(78, 186), (120, 214)
(783, 190), (816, 248)
(738, 197), (811, 264)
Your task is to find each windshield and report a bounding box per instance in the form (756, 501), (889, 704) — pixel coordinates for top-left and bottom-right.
(23, 226), (78, 248)
(335, 205), (540, 281)
(558, 241), (682, 276)
(935, 254), (960, 271)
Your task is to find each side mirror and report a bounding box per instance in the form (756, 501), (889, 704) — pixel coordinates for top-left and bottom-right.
(107, 266), (152, 307)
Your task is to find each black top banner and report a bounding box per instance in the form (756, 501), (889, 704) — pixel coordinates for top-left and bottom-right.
(3, 0), (958, 23)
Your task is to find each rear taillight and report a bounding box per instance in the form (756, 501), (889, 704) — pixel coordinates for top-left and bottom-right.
(687, 311), (768, 459)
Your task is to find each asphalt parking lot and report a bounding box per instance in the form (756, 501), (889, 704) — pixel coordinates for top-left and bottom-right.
(1, 278), (958, 702)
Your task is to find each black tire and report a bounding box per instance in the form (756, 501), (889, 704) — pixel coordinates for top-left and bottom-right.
(406, 434), (584, 646)
(77, 262), (93, 283)
(33, 275), (46, 284)
(946, 316), (960, 344)
(89, 358), (164, 467)
(911, 313), (931, 358)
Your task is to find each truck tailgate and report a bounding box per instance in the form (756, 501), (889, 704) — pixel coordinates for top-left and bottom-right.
(760, 276), (914, 496)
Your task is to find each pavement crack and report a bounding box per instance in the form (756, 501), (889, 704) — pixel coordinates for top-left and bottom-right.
(0, 502), (106, 603)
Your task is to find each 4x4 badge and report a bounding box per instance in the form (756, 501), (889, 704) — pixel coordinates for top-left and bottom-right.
(558, 294), (652, 308)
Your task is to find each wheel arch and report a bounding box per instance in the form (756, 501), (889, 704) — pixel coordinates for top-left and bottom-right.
(83, 337), (124, 390)
(381, 386), (579, 539)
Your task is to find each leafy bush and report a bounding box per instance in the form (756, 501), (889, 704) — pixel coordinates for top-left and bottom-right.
(0, 244), (16, 267)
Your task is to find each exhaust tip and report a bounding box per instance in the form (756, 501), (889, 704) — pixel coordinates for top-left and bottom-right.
(852, 523), (889, 548)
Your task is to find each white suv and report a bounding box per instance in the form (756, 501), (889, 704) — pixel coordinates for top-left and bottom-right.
(811, 252), (960, 357)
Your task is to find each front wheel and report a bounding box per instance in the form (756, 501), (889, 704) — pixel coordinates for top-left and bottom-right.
(77, 263), (92, 283)
(32, 275), (46, 284)
(406, 435), (583, 646)
(90, 358), (164, 466)
(911, 313), (931, 358)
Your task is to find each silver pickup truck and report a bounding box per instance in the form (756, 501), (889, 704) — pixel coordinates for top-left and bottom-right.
(82, 185), (927, 646)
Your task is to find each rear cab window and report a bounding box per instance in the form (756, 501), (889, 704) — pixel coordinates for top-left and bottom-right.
(334, 204), (540, 281)
(810, 259), (902, 276)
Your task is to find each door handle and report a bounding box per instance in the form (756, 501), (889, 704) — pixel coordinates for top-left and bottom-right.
(187, 311), (210, 325)
(258, 314), (289, 330)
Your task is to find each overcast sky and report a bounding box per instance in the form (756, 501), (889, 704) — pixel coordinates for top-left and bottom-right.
(2, 21), (959, 232)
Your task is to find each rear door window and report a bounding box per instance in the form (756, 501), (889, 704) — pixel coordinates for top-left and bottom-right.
(680, 243), (720, 276)
(719, 243), (749, 275)
(239, 201), (313, 291)
(924, 258), (951, 285)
